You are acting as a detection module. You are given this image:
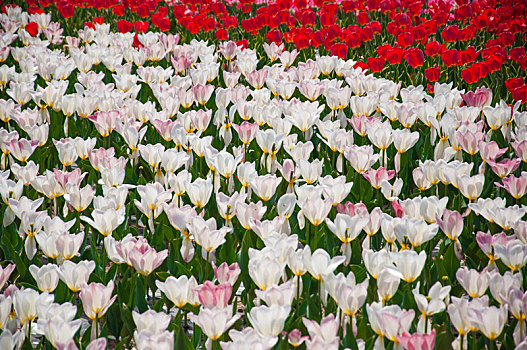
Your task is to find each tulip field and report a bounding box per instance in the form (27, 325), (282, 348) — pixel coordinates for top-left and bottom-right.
(0, 0), (526, 349)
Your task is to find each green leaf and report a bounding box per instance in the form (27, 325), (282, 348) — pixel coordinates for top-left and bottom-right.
(175, 324), (193, 350)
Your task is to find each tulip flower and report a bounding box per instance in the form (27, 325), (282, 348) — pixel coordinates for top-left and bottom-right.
(29, 264), (59, 293)
(156, 275), (200, 308)
(189, 306), (240, 341)
(248, 304), (290, 337)
(397, 329), (436, 350)
(132, 309), (171, 334)
(456, 267), (488, 298)
(80, 281), (116, 339)
(468, 305), (508, 341)
(213, 262), (241, 286)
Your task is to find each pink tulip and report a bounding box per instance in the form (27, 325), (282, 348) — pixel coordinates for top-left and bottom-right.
(192, 84), (214, 105)
(88, 147), (115, 171)
(347, 115), (370, 136)
(488, 158), (521, 178)
(80, 281), (116, 321)
(245, 69), (268, 89)
(476, 231), (514, 261)
(54, 168), (85, 192)
(218, 41), (239, 60)
(392, 199), (405, 218)
(478, 140), (507, 163)
(288, 329), (309, 347)
(6, 138), (39, 162)
(336, 201), (368, 217)
(496, 173), (527, 199)
(436, 209), (463, 241)
(152, 119), (176, 142)
(456, 129), (484, 155)
(362, 167), (396, 189)
(171, 55), (192, 73)
(88, 110), (120, 137)
(396, 329), (436, 350)
(195, 280), (232, 309)
(213, 262), (241, 286)
(343, 145), (379, 174)
(461, 87), (492, 107)
(233, 121), (259, 145)
(129, 246), (168, 276)
(511, 140), (527, 163)
(86, 338), (107, 350)
(0, 264), (15, 290)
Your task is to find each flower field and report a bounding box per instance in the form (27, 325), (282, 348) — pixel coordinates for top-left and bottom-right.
(0, 0), (526, 349)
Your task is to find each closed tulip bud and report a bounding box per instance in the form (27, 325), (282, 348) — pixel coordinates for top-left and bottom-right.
(397, 329), (436, 350)
(377, 268), (401, 303)
(196, 281), (232, 309)
(213, 262), (241, 286)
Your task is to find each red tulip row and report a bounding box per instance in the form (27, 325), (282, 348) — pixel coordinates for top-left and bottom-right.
(10, 0), (527, 101)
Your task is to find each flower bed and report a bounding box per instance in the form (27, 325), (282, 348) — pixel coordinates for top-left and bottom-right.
(0, 1), (526, 349)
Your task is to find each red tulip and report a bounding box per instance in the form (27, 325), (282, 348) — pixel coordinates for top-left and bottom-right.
(397, 33), (414, 49)
(58, 4), (74, 18)
(25, 21), (38, 37)
(441, 49), (459, 67)
(505, 77), (525, 91)
(425, 66), (441, 82)
(236, 39), (248, 50)
(117, 20), (133, 33)
(367, 57), (385, 72)
(28, 6), (44, 15)
(404, 48), (424, 68)
(385, 47), (404, 64)
(441, 25), (458, 42)
(459, 47), (477, 65)
(215, 29), (228, 41)
(293, 32), (310, 50)
(330, 43), (348, 59)
(223, 16), (238, 29)
(93, 17), (103, 25)
(425, 41), (443, 57)
(461, 65), (480, 84)
(357, 11), (369, 25)
(455, 4), (473, 21)
(360, 26), (374, 42)
(458, 24), (476, 41)
(511, 85), (527, 103)
(266, 29), (282, 45)
(112, 4), (124, 16)
(136, 5), (149, 18)
(509, 47), (526, 62)
(311, 31), (324, 48)
(133, 21), (148, 33)
(299, 9), (316, 27)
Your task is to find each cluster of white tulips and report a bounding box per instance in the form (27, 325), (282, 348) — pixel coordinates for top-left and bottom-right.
(0, 5), (526, 350)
